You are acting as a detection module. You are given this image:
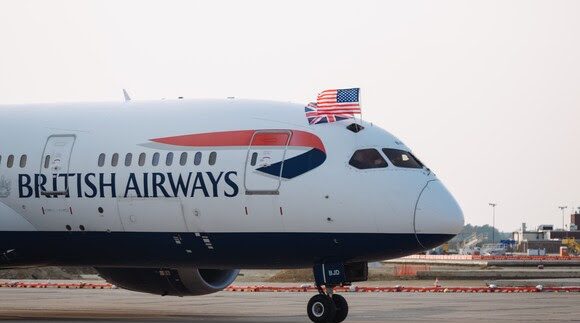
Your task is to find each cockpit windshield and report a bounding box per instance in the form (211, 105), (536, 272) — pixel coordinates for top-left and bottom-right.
(349, 149), (388, 169)
(382, 148), (424, 169)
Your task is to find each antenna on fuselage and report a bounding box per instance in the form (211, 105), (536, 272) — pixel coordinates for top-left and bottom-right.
(122, 89), (131, 102)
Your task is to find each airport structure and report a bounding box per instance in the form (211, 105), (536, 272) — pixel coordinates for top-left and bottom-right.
(512, 212), (580, 255)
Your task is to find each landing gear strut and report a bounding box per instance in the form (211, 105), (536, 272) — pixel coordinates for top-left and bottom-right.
(306, 262), (367, 323)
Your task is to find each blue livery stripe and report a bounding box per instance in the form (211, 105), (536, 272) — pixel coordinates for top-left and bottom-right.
(257, 148), (326, 179)
(0, 231), (454, 269)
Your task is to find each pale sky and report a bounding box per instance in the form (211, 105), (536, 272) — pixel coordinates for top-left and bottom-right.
(1, 0), (579, 231)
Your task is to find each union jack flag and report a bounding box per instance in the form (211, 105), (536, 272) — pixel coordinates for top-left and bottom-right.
(305, 102), (352, 124)
(305, 88), (361, 125)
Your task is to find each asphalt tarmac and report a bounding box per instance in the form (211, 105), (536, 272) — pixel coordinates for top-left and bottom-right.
(0, 288), (578, 322)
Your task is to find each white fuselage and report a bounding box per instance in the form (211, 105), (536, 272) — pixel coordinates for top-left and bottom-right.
(0, 99), (463, 268)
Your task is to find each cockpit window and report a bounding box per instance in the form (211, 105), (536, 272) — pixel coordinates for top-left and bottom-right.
(382, 148), (423, 169)
(349, 149), (388, 169)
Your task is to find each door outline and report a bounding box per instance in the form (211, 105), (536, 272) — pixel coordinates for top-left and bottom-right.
(243, 130), (292, 195)
(39, 134), (76, 196)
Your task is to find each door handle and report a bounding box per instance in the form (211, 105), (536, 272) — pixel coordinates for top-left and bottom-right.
(245, 190), (279, 196)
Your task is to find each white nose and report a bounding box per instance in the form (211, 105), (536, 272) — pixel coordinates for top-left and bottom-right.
(414, 180), (464, 249)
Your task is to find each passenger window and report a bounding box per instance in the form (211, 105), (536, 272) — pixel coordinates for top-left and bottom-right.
(125, 153), (132, 167)
(44, 155), (50, 169)
(179, 152), (187, 166)
(7, 155), (14, 168)
(250, 152), (258, 166)
(194, 152), (202, 166)
(138, 153), (146, 166)
(98, 153), (106, 167)
(166, 152), (174, 166)
(111, 153), (119, 167)
(152, 152), (160, 166)
(349, 149), (387, 169)
(19, 155), (27, 168)
(382, 148), (423, 169)
(209, 152), (217, 165)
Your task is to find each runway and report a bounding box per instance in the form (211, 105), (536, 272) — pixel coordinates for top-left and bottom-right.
(0, 288), (579, 322)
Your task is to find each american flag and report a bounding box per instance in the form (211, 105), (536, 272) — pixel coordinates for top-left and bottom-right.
(317, 88), (361, 114)
(305, 88), (361, 125)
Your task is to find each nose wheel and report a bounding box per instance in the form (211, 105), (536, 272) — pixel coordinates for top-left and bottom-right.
(307, 261), (366, 322)
(306, 286), (349, 323)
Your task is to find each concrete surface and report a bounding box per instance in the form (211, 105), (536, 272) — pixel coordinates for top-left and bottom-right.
(385, 258), (580, 267)
(491, 278), (580, 287)
(0, 288), (579, 322)
(417, 268), (580, 279)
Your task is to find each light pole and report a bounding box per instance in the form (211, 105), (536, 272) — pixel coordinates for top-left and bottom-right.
(558, 206), (567, 230)
(489, 203), (497, 244)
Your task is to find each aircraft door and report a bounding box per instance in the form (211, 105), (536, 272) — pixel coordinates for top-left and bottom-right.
(244, 130), (291, 195)
(35, 134), (77, 221)
(40, 135), (76, 197)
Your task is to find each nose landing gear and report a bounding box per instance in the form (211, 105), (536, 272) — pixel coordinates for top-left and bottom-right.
(307, 285), (349, 323)
(306, 262), (367, 323)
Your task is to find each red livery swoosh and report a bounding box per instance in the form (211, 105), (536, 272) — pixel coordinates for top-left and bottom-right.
(150, 130), (325, 153)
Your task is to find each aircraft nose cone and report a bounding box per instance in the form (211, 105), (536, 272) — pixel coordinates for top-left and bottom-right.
(414, 180), (464, 250)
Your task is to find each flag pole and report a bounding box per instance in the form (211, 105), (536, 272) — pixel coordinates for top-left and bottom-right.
(357, 87), (363, 131)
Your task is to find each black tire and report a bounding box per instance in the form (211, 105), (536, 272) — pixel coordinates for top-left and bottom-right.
(307, 294), (337, 323)
(331, 294), (349, 323)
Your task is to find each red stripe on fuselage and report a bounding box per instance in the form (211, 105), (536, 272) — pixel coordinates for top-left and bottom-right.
(150, 130), (326, 153)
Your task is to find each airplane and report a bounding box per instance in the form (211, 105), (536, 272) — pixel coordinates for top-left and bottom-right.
(0, 97), (464, 323)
